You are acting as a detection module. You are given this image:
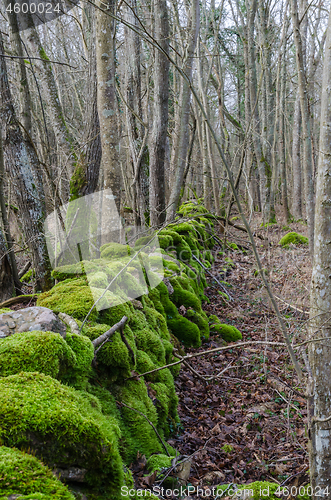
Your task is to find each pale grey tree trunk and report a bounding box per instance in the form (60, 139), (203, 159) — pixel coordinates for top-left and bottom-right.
(96, 0), (121, 212)
(309, 6), (331, 494)
(149, 0), (169, 226)
(246, 0), (269, 221)
(278, 51), (290, 223)
(166, 0), (200, 221)
(292, 92), (302, 219)
(291, 0), (315, 253)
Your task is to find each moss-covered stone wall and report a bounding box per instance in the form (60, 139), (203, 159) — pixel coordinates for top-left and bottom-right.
(0, 202), (242, 499)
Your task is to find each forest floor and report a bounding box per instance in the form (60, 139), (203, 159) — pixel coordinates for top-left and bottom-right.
(133, 215), (311, 499)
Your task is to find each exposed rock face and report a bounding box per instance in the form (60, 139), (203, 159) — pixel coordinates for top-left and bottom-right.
(0, 307), (66, 339)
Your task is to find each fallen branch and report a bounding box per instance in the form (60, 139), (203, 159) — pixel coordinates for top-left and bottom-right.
(0, 294), (38, 309)
(18, 261), (31, 279)
(126, 340), (287, 380)
(117, 401), (171, 457)
(58, 312), (80, 335)
(92, 316), (128, 349)
(274, 295), (309, 315)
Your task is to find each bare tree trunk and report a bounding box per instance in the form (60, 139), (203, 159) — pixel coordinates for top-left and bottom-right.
(278, 51), (290, 223)
(0, 126), (21, 294)
(0, 228), (13, 302)
(96, 0), (121, 212)
(246, 0), (269, 221)
(76, 5), (101, 199)
(166, 0), (200, 221)
(308, 6), (331, 495)
(0, 33), (52, 291)
(292, 92), (302, 219)
(149, 0), (169, 226)
(290, 0), (315, 253)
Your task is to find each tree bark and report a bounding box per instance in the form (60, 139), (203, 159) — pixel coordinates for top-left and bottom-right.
(149, 0), (170, 226)
(166, 0), (200, 221)
(96, 0), (121, 212)
(290, 0), (315, 253)
(0, 228), (13, 302)
(309, 6), (331, 494)
(0, 33), (52, 291)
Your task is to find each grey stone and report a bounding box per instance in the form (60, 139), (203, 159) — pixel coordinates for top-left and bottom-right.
(0, 307), (66, 338)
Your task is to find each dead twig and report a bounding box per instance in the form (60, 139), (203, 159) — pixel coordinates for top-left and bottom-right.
(117, 401), (171, 456)
(93, 316), (128, 349)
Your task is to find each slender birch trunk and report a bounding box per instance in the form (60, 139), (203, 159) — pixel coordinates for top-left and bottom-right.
(309, 6), (331, 494)
(290, 0), (315, 253)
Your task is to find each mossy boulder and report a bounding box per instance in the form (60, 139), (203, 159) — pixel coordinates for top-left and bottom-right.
(100, 242), (131, 259)
(0, 446), (74, 499)
(0, 331), (76, 379)
(279, 232), (308, 247)
(0, 372), (123, 496)
(37, 278), (98, 321)
(209, 315), (242, 342)
(185, 309), (209, 340)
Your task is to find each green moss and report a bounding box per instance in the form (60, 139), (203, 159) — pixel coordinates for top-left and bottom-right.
(69, 163), (87, 202)
(0, 446), (74, 499)
(0, 372), (123, 496)
(111, 379), (165, 462)
(209, 318), (242, 342)
(100, 242), (131, 259)
(39, 47), (50, 61)
(171, 284), (201, 312)
(0, 308), (11, 314)
(82, 323), (136, 380)
(185, 309), (209, 340)
(168, 316), (201, 347)
(21, 268), (35, 282)
(158, 234), (173, 250)
(0, 331), (76, 379)
(37, 279), (99, 321)
(279, 232), (308, 247)
(146, 453), (172, 473)
(88, 271), (109, 289)
(62, 333), (94, 389)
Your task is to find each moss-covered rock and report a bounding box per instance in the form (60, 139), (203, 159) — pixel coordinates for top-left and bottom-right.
(185, 309), (209, 340)
(37, 278), (98, 321)
(279, 232), (308, 247)
(0, 446), (74, 499)
(100, 242), (131, 259)
(0, 331), (76, 379)
(209, 316), (242, 342)
(0, 372), (123, 496)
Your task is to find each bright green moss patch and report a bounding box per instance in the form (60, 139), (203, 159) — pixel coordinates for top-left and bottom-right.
(0, 446), (74, 499)
(185, 309), (209, 340)
(168, 316), (201, 347)
(0, 308), (11, 314)
(0, 372), (123, 495)
(37, 278), (99, 321)
(61, 333), (94, 389)
(100, 242), (131, 259)
(209, 315), (242, 342)
(279, 232), (308, 247)
(146, 453), (172, 473)
(0, 331), (76, 379)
